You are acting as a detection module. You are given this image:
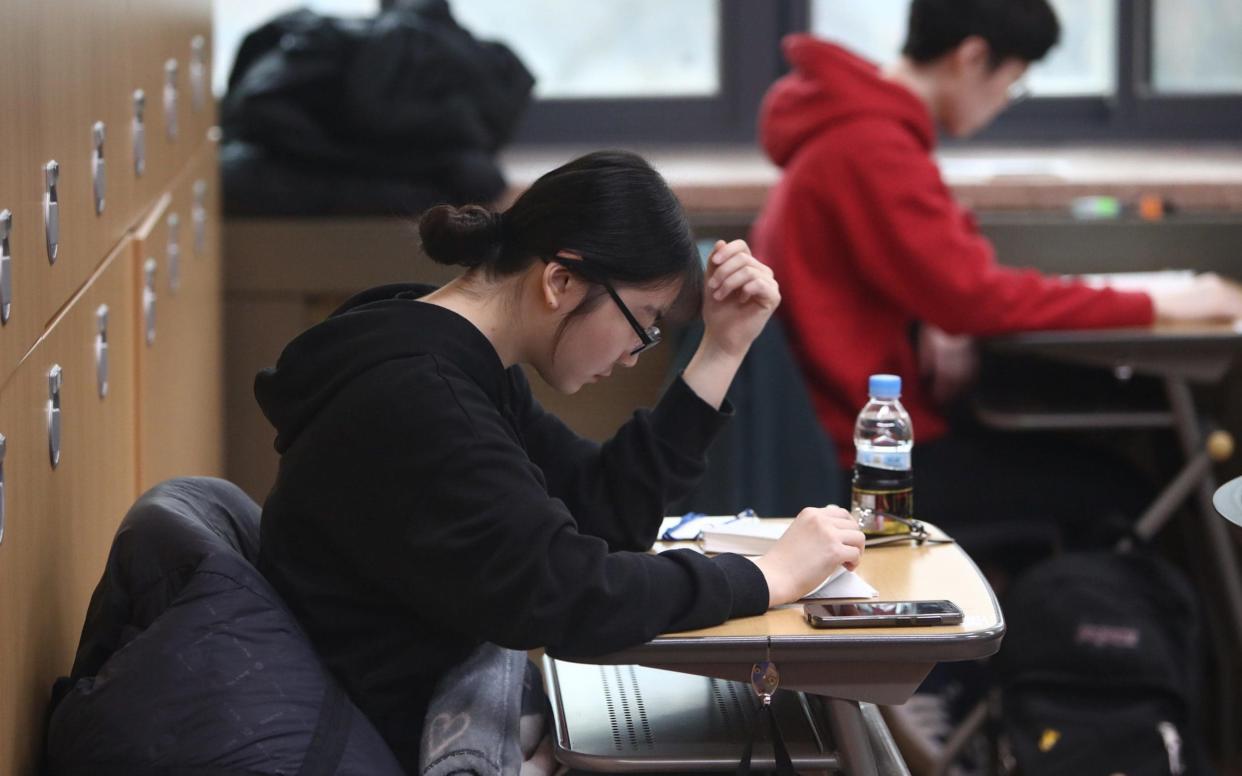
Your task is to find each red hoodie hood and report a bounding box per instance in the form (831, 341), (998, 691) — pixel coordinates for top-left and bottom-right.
(760, 35), (935, 168)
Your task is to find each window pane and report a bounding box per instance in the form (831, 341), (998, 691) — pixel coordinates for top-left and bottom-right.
(1153, 0), (1242, 94)
(1029, 0), (1115, 96)
(808, 0), (911, 67)
(808, 0), (1116, 96)
(213, 0), (379, 95)
(451, 0), (720, 99)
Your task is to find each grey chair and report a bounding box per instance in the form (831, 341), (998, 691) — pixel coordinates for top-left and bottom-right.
(46, 477), (406, 776)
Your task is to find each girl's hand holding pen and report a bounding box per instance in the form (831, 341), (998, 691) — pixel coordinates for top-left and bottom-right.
(751, 506), (866, 607)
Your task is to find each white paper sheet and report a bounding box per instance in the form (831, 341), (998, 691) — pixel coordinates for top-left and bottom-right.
(801, 568), (879, 600)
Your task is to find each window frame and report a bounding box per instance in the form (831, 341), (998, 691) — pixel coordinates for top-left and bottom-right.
(975, 0), (1242, 142)
(382, 0), (1242, 144)
(486, 0), (794, 145)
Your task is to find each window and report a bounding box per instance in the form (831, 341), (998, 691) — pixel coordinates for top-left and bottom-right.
(804, 0), (1242, 141)
(220, 0), (1241, 142)
(451, 0), (720, 99)
(213, 0), (380, 95)
(445, 1), (785, 144)
(1152, 0), (1242, 94)
(808, 0), (1117, 97)
(1024, 0), (1116, 97)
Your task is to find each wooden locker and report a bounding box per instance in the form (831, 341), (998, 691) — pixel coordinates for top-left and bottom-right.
(189, 141), (222, 280)
(126, 0), (201, 209)
(179, 0), (217, 151)
(75, 0), (143, 247)
(0, 238), (137, 776)
(32, 0), (137, 328)
(0, 2), (46, 383)
(134, 141), (223, 491)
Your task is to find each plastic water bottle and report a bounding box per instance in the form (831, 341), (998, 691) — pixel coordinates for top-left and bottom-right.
(851, 374), (914, 535)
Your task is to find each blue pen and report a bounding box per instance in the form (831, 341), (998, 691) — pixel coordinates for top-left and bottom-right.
(661, 512), (707, 541)
(661, 508), (758, 541)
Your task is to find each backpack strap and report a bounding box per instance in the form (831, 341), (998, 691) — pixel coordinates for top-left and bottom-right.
(735, 699), (796, 776)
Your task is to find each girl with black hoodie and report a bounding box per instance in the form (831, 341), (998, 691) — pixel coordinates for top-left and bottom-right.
(254, 150), (865, 772)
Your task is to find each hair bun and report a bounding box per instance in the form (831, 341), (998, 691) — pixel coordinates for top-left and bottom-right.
(419, 204), (504, 268)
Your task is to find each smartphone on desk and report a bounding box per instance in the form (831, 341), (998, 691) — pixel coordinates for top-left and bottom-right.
(803, 600), (964, 628)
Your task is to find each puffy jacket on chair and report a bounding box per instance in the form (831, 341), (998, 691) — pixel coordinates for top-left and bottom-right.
(45, 477), (405, 776)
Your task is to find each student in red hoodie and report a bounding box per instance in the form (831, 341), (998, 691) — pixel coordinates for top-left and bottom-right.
(752, 0), (1242, 553)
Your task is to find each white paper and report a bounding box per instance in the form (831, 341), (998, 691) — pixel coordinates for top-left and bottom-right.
(801, 569), (878, 600)
(938, 155), (1071, 181)
(1072, 269), (1195, 292)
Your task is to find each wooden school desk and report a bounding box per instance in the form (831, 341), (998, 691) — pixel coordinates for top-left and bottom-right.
(544, 521), (1004, 774)
(979, 320), (1242, 755)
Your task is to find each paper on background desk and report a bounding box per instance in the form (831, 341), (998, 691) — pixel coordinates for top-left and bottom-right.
(657, 515), (878, 600)
(1069, 271), (1242, 332)
(938, 155), (1071, 181)
(1073, 269), (1194, 291)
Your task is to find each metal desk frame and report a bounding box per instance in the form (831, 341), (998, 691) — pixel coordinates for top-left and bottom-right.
(980, 323), (1242, 753)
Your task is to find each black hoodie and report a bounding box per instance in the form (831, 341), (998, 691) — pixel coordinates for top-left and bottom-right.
(254, 284), (768, 772)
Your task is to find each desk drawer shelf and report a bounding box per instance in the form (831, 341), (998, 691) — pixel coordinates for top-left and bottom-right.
(545, 657), (839, 772)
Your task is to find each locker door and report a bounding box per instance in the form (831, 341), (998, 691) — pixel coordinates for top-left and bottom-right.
(0, 2), (46, 383)
(0, 237), (137, 776)
(183, 0), (217, 149)
(126, 0), (197, 208)
(33, 0), (136, 321)
(135, 145), (223, 491)
(185, 141), (224, 477)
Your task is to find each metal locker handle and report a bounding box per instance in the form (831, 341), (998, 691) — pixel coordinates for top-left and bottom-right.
(1, 209), (12, 324)
(0, 433), (7, 546)
(44, 161), (60, 264)
(167, 213), (181, 292)
(132, 90), (147, 177)
(96, 304), (110, 399)
(193, 179), (207, 257)
(48, 364), (62, 469)
(143, 258), (157, 346)
(190, 35), (207, 113)
(92, 121), (107, 216)
(163, 59), (179, 141)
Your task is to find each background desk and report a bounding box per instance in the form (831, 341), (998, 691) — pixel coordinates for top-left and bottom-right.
(980, 321), (1242, 759)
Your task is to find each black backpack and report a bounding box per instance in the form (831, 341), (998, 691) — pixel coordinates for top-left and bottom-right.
(994, 551), (1212, 775)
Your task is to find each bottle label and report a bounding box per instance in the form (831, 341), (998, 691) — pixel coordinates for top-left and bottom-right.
(855, 448), (911, 471)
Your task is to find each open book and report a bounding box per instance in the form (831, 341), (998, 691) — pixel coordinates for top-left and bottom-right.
(700, 518), (785, 555)
(672, 516), (877, 600)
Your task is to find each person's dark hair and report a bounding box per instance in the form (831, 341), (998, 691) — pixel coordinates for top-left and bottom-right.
(418, 150), (702, 323)
(901, 0), (1060, 67)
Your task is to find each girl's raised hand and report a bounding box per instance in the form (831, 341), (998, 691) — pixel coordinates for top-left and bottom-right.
(700, 239), (781, 359)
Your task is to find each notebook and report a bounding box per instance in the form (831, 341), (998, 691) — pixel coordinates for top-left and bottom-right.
(699, 518), (785, 555)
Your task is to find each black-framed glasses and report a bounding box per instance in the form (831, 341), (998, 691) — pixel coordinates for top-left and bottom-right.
(550, 254), (662, 356)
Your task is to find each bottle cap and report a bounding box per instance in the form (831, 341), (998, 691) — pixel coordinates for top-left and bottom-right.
(868, 374), (901, 399)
